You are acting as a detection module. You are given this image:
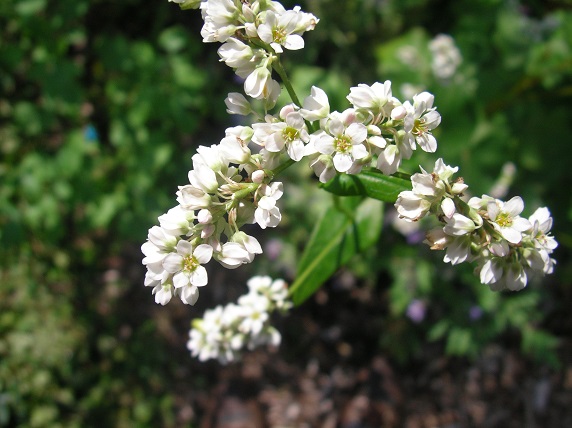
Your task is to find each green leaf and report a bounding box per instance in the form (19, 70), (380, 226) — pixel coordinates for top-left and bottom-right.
(319, 169), (411, 203)
(290, 196), (384, 305)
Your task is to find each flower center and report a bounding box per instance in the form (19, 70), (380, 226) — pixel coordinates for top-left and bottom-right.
(496, 212), (513, 228)
(413, 118), (427, 135)
(334, 135), (352, 154)
(183, 255), (199, 273)
(272, 27), (287, 45)
(283, 126), (299, 142)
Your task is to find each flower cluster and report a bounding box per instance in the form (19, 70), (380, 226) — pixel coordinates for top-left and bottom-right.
(395, 159), (558, 291)
(144, 0), (444, 309)
(152, 0), (558, 363)
(187, 276), (292, 363)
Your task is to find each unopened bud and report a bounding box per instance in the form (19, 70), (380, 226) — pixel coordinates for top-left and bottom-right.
(251, 170), (265, 183)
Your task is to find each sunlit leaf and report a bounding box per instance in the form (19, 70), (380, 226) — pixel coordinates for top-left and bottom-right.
(319, 169), (411, 203)
(291, 196), (384, 305)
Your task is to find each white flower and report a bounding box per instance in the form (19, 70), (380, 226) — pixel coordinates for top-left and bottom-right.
(218, 38), (265, 78)
(308, 151), (336, 183)
(214, 241), (252, 269)
(244, 65), (278, 100)
(230, 231), (263, 261)
(200, 0), (240, 43)
(225, 92), (253, 115)
(152, 277), (175, 306)
(376, 131), (412, 175)
(219, 126), (253, 164)
(187, 275), (291, 364)
(429, 34), (462, 80)
(314, 118), (368, 173)
(443, 235), (473, 265)
(443, 213), (478, 236)
(255, 182), (283, 229)
(163, 240), (213, 305)
(257, 10), (305, 53)
(402, 92), (441, 153)
(158, 205), (195, 236)
(347, 81), (395, 118)
(487, 196), (531, 244)
(253, 106), (309, 161)
(528, 207), (558, 252)
(176, 185), (212, 210)
(300, 86), (330, 121)
(237, 292), (270, 335)
(395, 191), (431, 222)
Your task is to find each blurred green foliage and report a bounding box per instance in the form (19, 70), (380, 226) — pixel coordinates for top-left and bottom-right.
(1, 0), (571, 426)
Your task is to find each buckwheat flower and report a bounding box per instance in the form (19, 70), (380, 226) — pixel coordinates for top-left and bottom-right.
(403, 92), (441, 153)
(236, 292), (270, 335)
(200, 0), (241, 43)
(188, 162), (219, 194)
(152, 276), (175, 306)
(395, 191), (431, 222)
(429, 34), (462, 80)
(291, 6), (319, 33)
(442, 235), (473, 265)
(244, 65), (277, 100)
(256, 106), (310, 161)
(300, 86), (330, 122)
(314, 117), (368, 173)
(443, 213), (478, 236)
(376, 131), (413, 175)
(177, 185), (212, 210)
(480, 258), (528, 291)
(147, 225), (178, 251)
(163, 240), (214, 305)
(487, 196), (531, 244)
(257, 10), (305, 53)
(230, 231), (263, 261)
(142, 241), (169, 277)
(246, 275), (291, 310)
(158, 205), (196, 236)
(214, 241), (252, 269)
(219, 126), (253, 164)
(528, 207), (558, 252)
(526, 207), (558, 274)
(347, 81), (394, 119)
(308, 151), (336, 183)
(217, 38), (262, 78)
(225, 92), (253, 116)
(255, 182), (283, 229)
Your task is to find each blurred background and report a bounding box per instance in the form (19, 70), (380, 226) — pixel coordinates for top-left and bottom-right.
(1, 0), (571, 426)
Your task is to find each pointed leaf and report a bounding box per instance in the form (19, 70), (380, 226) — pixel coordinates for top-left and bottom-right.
(291, 196), (384, 305)
(319, 169), (411, 203)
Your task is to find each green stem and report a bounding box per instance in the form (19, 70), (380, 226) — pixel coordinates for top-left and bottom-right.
(272, 58), (302, 108)
(267, 158), (296, 180)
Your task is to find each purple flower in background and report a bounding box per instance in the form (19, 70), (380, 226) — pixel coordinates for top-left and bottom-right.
(469, 305), (483, 321)
(406, 299), (427, 323)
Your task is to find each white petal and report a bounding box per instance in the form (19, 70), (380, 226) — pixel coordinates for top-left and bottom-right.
(504, 196), (524, 217)
(163, 253), (184, 274)
(173, 271), (190, 289)
(189, 265), (208, 287)
(346, 123), (367, 144)
(333, 152), (353, 172)
(193, 244), (213, 264)
(441, 197), (456, 218)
